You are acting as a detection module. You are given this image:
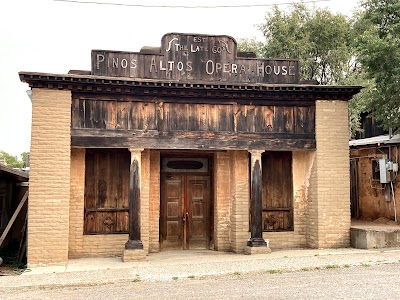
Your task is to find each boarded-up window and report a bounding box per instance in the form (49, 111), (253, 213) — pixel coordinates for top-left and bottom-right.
(262, 152), (293, 231)
(84, 149), (130, 234)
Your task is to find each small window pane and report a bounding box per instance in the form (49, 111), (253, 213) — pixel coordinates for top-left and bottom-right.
(167, 160), (204, 170)
(162, 158), (208, 173)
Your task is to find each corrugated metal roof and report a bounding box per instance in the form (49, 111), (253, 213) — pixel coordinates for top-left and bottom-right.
(0, 163), (29, 180)
(349, 134), (400, 147)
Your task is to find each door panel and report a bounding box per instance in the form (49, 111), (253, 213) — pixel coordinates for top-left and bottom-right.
(161, 174), (210, 250)
(161, 176), (184, 249)
(187, 177), (210, 249)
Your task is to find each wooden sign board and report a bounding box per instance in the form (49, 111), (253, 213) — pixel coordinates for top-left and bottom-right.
(92, 33), (299, 84)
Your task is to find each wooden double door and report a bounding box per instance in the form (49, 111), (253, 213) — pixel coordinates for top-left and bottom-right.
(161, 174), (210, 250)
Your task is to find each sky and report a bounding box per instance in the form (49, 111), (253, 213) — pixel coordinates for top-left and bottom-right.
(0, 0), (361, 158)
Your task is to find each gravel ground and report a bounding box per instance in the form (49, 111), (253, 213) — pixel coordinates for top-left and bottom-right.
(1, 248), (400, 290)
(1, 263), (400, 299)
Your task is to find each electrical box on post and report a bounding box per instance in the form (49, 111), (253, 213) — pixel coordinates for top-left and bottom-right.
(379, 158), (392, 183)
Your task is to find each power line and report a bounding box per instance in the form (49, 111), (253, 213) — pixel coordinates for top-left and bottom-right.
(52, 0), (332, 9)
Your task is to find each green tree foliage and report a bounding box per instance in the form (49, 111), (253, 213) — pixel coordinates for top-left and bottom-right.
(257, 4), (353, 85)
(20, 152), (30, 168)
(238, 4), (365, 136)
(355, 0), (400, 132)
(237, 37), (264, 57)
(0, 151), (29, 168)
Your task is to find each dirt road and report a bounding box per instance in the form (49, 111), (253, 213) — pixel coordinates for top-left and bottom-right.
(2, 263), (399, 299)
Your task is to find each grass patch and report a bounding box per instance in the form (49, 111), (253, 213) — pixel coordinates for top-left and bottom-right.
(188, 275), (195, 279)
(325, 264), (339, 269)
(314, 254), (319, 257)
(267, 269), (282, 274)
(233, 271), (241, 276)
(343, 264), (351, 268)
(172, 277), (178, 281)
(301, 267), (311, 271)
(361, 263), (370, 267)
(132, 278), (141, 282)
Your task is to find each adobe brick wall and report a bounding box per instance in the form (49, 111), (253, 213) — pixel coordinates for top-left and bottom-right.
(69, 148), (151, 258)
(308, 100), (351, 248)
(148, 150), (160, 253)
(264, 151), (314, 249)
(140, 149), (150, 253)
(229, 150), (250, 253)
(69, 148), (85, 257)
(69, 148), (129, 258)
(28, 88), (71, 266)
(213, 152), (231, 251)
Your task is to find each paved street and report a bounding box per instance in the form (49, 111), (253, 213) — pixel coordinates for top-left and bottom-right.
(1, 263), (400, 299)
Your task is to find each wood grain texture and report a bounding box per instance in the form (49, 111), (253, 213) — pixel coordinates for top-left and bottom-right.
(262, 151), (293, 231)
(84, 149), (130, 234)
(71, 98), (316, 150)
(92, 33), (300, 84)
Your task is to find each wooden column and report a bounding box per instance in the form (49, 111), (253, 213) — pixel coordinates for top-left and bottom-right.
(125, 148), (144, 250)
(248, 150), (267, 247)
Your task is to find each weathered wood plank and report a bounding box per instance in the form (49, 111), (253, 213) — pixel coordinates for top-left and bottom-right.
(84, 151), (96, 209)
(71, 99), (81, 128)
(72, 97), (316, 134)
(126, 149), (144, 249)
(71, 129), (315, 150)
(72, 128), (314, 140)
(262, 151), (293, 231)
(0, 191), (28, 247)
(72, 93), (316, 106)
(248, 151), (266, 247)
(91, 33), (300, 84)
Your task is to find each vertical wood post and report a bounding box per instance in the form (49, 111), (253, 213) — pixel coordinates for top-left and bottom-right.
(125, 148), (144, 250)
(248, 150), (267, 247)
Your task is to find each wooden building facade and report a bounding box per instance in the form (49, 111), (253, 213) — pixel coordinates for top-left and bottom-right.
(0, 164), (29, 256)
(20, 33), (361, 265)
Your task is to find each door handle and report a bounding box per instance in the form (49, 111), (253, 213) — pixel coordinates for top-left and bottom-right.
(183, 212), (189, 225)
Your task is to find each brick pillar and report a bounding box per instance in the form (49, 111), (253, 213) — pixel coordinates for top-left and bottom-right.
(308, 100), (350, 248)
(28, 88), (71, 266)
(229, 150), (250, 253)
(69, 148), (85, 257)
(214, 152), (231, 251)
(148, 150), (160, 253)
(140, 149), (150, 253)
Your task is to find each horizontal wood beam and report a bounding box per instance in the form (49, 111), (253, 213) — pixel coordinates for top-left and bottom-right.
(71, 129), (315, 151)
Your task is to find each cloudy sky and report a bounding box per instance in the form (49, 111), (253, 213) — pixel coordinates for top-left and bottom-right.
(0, 0), (360, 157)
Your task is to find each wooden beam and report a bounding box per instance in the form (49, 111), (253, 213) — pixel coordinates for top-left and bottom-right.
(0, 191), (28, 247)
(248, 151), (267, 247)
(125, 149), (144, 250)
(71, 129), (316, 151)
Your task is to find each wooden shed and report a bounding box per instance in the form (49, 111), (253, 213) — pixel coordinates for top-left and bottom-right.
(19, 33), (361, 266)
(0, 164), (29, 263)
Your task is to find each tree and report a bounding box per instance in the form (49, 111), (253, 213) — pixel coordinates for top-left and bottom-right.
(237, 37), (264, 57)
(0, 151), (29, 168)
(20, 152), (30, 168)
(355, 0), (400, 132)
(256, 4), (353, 85)
(238, 3), (365, 136)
